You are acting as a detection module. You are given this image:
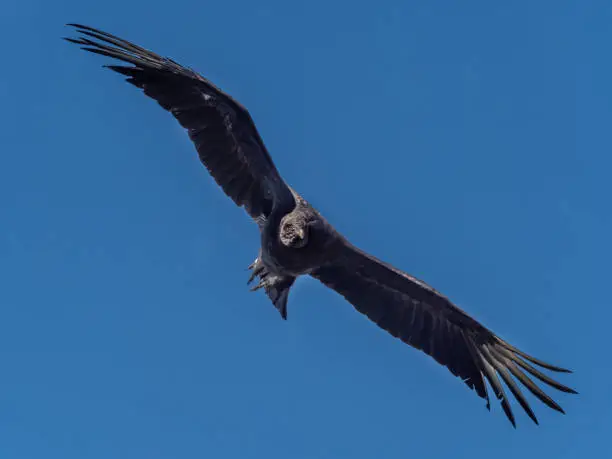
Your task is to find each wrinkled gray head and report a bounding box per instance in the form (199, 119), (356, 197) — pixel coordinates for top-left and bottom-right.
(279, 213), (309, 248)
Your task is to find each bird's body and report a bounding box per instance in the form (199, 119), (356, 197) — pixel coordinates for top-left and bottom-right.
(249, 189), (343, 318)
(65, 24), (576, 427)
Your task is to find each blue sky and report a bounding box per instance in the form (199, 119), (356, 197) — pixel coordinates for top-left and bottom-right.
(0, 1), (609, 457)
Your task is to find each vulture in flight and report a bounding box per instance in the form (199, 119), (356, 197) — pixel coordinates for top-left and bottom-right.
(65, 24), (576, 427)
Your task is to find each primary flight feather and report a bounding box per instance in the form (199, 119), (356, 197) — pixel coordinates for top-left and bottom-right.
(65, 24), (576, 427)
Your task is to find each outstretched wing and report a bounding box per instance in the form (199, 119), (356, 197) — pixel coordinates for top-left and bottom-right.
(65, 24), (294, 223)
(311, 241), (576, 427)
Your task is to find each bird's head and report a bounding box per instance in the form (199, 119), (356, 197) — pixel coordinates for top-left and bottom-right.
(280, 217), (308, 249)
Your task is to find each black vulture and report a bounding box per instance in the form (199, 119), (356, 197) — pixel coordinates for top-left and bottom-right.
(65, 24), (576, 427)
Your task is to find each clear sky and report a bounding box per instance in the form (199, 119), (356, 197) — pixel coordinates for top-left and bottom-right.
(0, 1), (609, 458)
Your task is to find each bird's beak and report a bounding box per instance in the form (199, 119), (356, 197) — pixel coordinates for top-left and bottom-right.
(297, 228), (305, 240)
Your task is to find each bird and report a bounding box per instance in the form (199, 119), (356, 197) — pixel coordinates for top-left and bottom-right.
(64, 23), (576, 427)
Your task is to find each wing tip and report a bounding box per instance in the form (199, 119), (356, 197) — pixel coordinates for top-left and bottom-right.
(62, 37), (82, 45)
(66, 23), (97, 32)
(496, 337), (574, 373)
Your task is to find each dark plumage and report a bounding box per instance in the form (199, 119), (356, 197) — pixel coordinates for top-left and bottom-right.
(65, 24), (576, 427)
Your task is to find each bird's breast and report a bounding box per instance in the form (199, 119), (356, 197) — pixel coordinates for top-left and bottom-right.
(259, 226), (316, 277)
(260, 233), (305, 277)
